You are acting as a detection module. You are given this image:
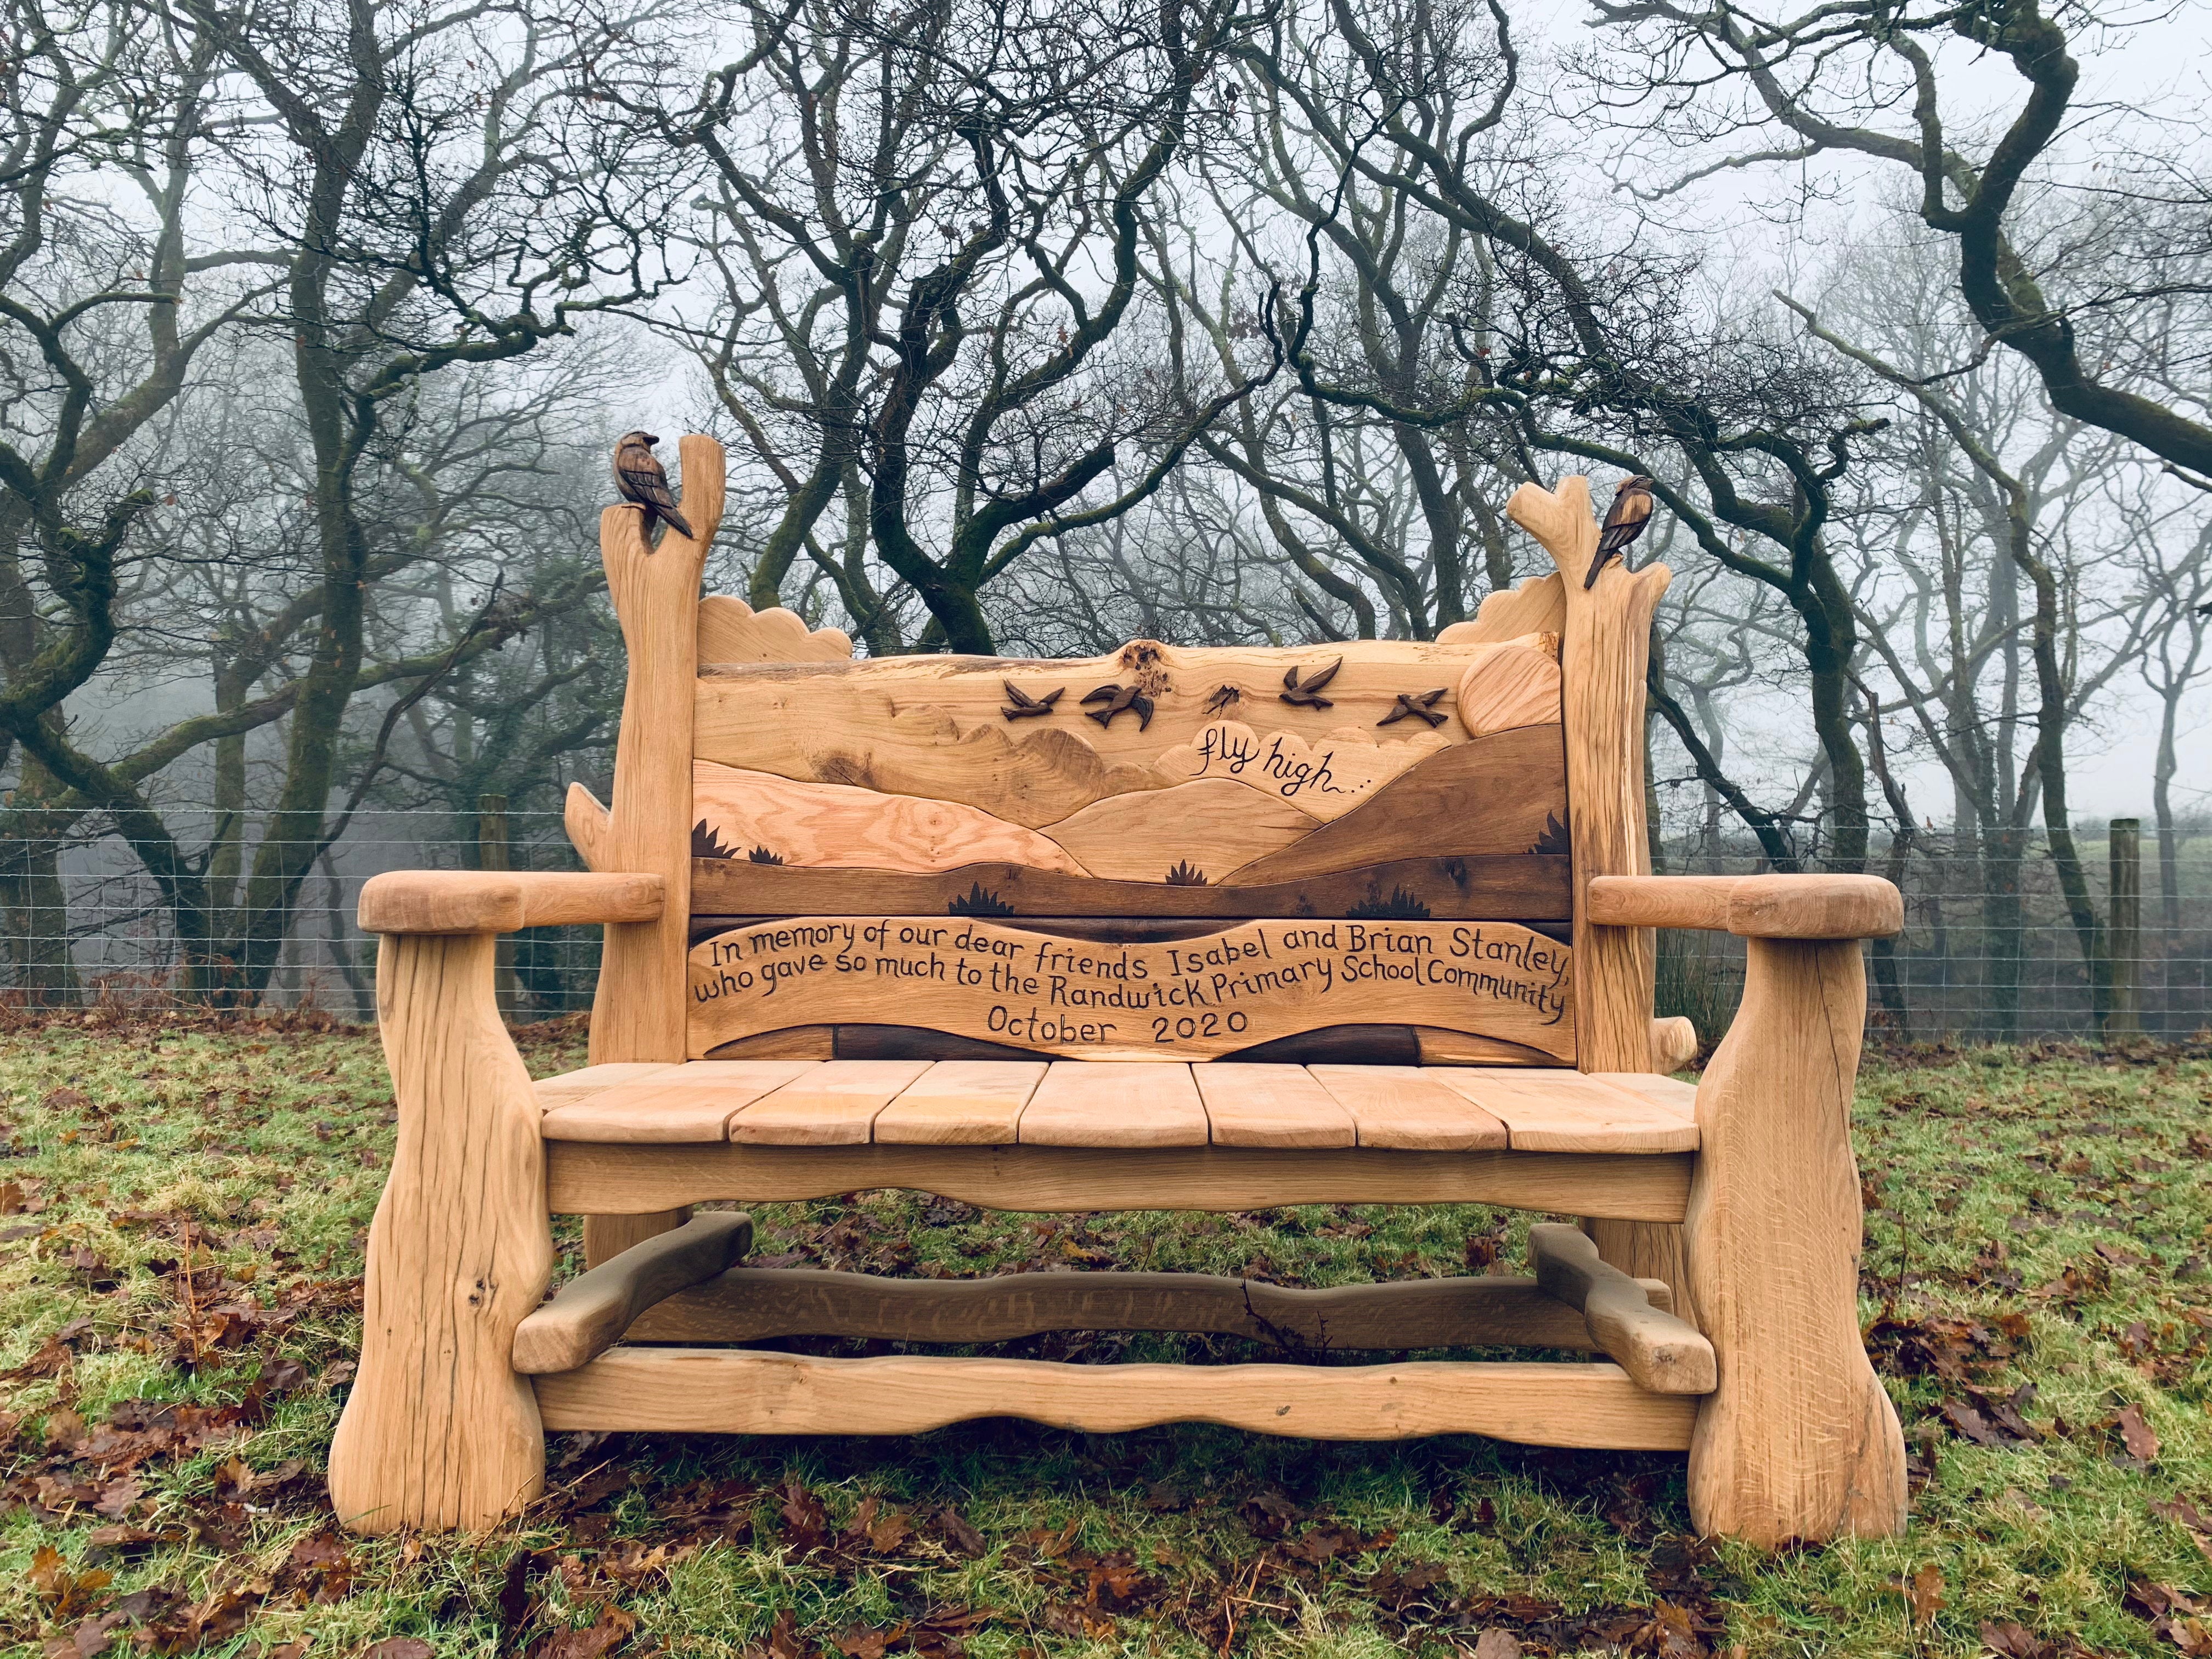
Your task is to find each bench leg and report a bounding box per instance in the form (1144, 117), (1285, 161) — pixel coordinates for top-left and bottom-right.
(330, 933), (554, 1533)
(1685, 937), (1906, 1544)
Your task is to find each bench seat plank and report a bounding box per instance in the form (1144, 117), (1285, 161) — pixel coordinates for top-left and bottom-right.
(532, 1060), (1699, 1153)
(1018, 1061), (1208, 1147)
(533, 1063), (682, 1111)
(1306, 1064), (1510, 1150)
(1430, 1069), (1700, 1153)
(730, 1059), (933, 1146)
(1194, 1063), (1355, 1148)
(1591, 1071), (1699, 1118)
(872, 1060), (1048, 1144)
(540, 1060), (814, 1142)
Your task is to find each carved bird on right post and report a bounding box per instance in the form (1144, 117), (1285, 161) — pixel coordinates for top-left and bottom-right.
(613, 431), (695, 546)
(1584, 474), (1655, 589)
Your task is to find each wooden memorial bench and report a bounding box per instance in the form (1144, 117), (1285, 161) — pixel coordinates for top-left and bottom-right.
(328, 438), (1908, 1546)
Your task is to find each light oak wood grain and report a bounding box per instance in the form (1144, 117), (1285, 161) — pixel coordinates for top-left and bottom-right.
(1456, 645), (1562, 737)
(1193, 1063), (1355, 1148)
(1038, 778), (1316, 881)
(689, 853), (1572, 922)
(1440, 573), (1567, 644)
(563, 783), (613, 873)
(534, 1348), (1699, 1448)
(1581, 1217), (1703, 1344)
(760, 710), (1173, 830)
(1586, 873), (1904, 939)
(625, 1267), (1674, 1351)
(729, 1059), (934, 1146)
(1221, 727), (1566, 884)
(329, 934), (551, 1533)
(590, 435), (724, 1065)
(1018, 1060), (1208, 1146)
(1592, 1071), (1698, 1118)
(871, 1060), (1047, 1144)
(1429, 1068), (1699, 1154)
(694, 761), (1087, 874)
(543, 1141), (1695, 1221)
(1686, 938), (1907, 1543)
(693, 642), (1508, 827)
(1151, 721), (1448, 822)
(512, 1212), (753, 1374)
(1650, 1015), (1700, 1072)
(687, 917), (1577, 1063)
(1305, 1064), (1509, 1149)
(1411, 1028), (1559, 1067)
(697, 594), (853, 664)
(1508, 476), (1669, 1076)
(698, 1026), (838, 1059)
(1527, 1223), (1714, 1395)
(582, 1211), (692, 1272)
(532, 1063), (680, 1111)
(358, 871), (662, 934)
(1506, 477), (1686, 1300)
(539, 1060), (816, 1142)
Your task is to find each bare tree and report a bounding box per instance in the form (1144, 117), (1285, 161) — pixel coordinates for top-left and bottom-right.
(631, 0), (1277, 653)
(1584, 0), (2212, 475)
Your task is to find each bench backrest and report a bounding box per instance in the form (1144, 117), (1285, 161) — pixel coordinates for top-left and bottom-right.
(569, 439), (1671, 1075)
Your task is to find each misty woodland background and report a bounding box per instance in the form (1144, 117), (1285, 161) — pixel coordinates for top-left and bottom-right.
(3, 0), (2208, 1039)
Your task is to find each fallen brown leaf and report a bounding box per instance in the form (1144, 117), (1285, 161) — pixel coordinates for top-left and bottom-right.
(936, 1508), (985, 1558)
(1905, 1561), (1945, 1624)
(780, 1475), (830, 1555)
(2117, 1403), (2162, 1462)
(529, 1604), (636, 1659)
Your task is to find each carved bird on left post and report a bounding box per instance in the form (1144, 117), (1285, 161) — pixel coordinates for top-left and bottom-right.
(613, 431), (695, 546)
(1584, 474), (1655, 589)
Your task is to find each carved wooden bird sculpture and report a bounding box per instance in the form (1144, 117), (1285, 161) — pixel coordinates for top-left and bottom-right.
(1584, 475), (1655, 589)
(613, 431), (694, 545)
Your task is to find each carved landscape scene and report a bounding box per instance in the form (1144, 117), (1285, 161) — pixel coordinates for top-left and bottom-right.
(687, 612), (1572, 923)
(679, 600), (1578, 1062)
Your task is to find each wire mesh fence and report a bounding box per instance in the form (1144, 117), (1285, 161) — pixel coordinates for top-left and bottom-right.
(0, 808), (603, 1024)
(1657, 836), (2210, 1044)
(1, 807), (2204, 1042)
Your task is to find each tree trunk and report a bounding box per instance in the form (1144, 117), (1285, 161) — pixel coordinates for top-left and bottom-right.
(1982, 822), (2025, 1042)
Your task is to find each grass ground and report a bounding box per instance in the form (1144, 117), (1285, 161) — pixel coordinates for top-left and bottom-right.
(0, 1016), (2207, 1658)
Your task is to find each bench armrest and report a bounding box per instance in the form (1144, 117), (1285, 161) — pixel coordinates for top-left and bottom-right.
(358, 871), (664, 935)
(1585, 874), (1901, 940)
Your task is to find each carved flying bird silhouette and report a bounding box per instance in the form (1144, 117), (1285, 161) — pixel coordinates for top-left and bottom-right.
(1378, 687), (1448, 729)
(612, 431), (694, 545)
(1001, 681), (1065, 720)
(1584, 475), (1655, 589)
(1081, 682), (1153, 729)
(1279, 657), (1342, 710)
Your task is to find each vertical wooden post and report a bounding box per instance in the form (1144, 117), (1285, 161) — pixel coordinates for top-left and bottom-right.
(580, 435), (724, 1064)
(567, 436), (721, 1263)
(476, 793), (522, 1017)
(1505, 479), (1700, 1328)
(329, 933), (553, 1532)
(2108, 817), (2142, 1040)
(1685, 936), (1906, 1543)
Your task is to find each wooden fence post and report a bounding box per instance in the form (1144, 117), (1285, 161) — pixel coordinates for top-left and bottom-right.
(2108, 818), (2142, 1040)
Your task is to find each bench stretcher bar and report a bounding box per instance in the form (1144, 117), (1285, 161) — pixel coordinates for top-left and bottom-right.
(532, 1347), (1700, 1448)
